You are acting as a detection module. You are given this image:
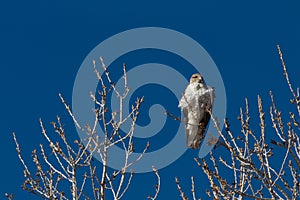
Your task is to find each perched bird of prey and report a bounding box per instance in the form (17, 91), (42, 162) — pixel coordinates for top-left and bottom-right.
(178, 73), (215, 149)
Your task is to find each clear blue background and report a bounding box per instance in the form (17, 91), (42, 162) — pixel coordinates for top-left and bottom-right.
(1, 1), (299, 199)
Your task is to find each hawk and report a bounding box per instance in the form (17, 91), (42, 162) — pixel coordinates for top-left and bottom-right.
(178, 73), (215, 149)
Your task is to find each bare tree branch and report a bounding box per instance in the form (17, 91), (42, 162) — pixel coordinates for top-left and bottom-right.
(12, 59), (160, 200)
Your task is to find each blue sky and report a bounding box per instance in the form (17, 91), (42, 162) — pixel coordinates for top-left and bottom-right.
(1, 1), (300, 199)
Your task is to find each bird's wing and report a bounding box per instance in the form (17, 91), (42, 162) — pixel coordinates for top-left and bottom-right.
(190, 87), (214, 149)
(196, 87), (214, 141)
(182, 107), (190, 146)
(184, 105), (201, 149)
(179, 86), (200, 148)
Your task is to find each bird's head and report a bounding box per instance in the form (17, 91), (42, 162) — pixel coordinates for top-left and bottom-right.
(189, 73), (204, 84)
